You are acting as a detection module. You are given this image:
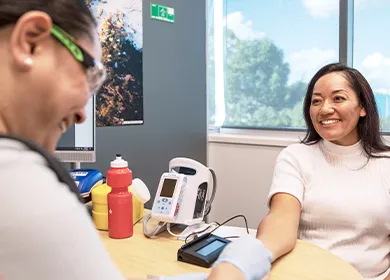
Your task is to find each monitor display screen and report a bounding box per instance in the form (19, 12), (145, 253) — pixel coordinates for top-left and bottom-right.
(160, 178), (177, 198)
(56, 98), (94, 152)
(196, 240), (226, 256)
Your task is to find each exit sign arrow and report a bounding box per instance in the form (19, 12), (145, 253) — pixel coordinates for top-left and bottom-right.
(151, 3), (175, 23)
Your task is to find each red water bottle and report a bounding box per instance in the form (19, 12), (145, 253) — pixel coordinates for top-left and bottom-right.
(107, 154), (133, 239)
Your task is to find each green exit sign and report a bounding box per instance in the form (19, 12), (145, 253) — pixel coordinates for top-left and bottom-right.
(150, 3), (175, 23)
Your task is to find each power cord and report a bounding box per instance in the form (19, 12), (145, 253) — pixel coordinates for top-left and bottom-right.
(223, 236), (241, 240)
(184, 214), (249, 243)
(166, 223), (188, 238)
(143, 213), (167, 238)
(184, 222), (220, 244)
(210, 214), (249, 235)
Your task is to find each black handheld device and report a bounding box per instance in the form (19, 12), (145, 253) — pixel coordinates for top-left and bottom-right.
(177, 233), (231, 268)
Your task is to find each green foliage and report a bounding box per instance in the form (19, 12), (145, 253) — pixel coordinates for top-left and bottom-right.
(290, 98), (306, 128)
(226, 38), (290, 109)
(209, 28), (308, 128)
(285, 81), (307, 108)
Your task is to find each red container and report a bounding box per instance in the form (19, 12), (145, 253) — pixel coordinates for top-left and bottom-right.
(107, 154), (133, 239)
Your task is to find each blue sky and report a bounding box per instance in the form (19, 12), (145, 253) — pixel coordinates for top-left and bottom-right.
(353, 0), (390, 93)
(223, 0), (390, 93)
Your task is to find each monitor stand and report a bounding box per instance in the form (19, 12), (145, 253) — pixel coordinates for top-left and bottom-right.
(70, 162), (81, 170)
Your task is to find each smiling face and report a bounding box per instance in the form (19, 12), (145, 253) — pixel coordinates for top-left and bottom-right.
(309, 72), (367, 146)
(0, 11), (102, 152)
(40, 27), (102, 151)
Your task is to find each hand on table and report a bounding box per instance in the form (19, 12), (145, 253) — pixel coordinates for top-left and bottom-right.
(130, 236), (272, 280)
(128, 273), (270, 280)
(136, 273), (207, 280)
(213, 234), (273, 280)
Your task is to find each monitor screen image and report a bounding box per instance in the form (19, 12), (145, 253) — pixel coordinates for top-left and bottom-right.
(196, 240), (226, 256)
(160, 178), (177, 198)
(55, 97), (96, 164)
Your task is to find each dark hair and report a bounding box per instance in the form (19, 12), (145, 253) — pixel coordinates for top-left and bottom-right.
(302, 62), (390, 158)
(0, 0), (96, 39)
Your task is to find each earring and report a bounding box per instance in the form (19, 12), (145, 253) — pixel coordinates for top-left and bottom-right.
(24, 57), (33, 66)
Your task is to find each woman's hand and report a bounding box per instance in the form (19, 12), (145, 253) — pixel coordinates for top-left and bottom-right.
(156, 273), (208, 280)
(141, 235), (273, 280)
(210, 234), (273, 280)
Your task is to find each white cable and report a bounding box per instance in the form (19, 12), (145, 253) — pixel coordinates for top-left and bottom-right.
(143, 213), (167, 238)
(183, 222), (220, 243)
(166, 223), (187, 238)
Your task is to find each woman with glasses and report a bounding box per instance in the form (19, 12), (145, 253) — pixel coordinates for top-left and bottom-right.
(0, 1), (271, 280)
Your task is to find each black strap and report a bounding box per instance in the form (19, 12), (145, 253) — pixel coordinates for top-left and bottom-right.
(0, 134), (83, 203)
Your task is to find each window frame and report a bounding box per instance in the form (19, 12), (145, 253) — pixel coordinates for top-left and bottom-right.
(208, 0), (390, 138)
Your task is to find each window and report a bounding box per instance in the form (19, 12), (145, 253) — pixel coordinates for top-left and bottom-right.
(208, 0), (340, 129)
(353, 0), (390, 132)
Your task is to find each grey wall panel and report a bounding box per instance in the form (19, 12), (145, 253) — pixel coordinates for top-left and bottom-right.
(84, 0), (207, 208)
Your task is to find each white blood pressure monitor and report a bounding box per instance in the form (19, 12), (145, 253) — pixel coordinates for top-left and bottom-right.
(151, 172), (187, 223)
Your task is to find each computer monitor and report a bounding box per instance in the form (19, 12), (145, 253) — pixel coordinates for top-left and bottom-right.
(55, 97), (96, 168)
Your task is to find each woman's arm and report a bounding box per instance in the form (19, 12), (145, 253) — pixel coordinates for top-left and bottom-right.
(192, 194), (301, 280)
(257, 193), (301, 262)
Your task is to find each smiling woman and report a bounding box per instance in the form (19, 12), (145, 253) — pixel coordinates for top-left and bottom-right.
(0, 1), (126, 280)
(0, 0), (102, 152)
(256, 63), (390, 280)
(0, 2), (277, 280)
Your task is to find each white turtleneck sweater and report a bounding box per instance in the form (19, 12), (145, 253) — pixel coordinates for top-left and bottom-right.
(267, 139), (390, 280)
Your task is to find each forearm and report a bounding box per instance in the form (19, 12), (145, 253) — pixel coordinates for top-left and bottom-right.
(208, 263), (245, 280)
(256, 212), (298, 262)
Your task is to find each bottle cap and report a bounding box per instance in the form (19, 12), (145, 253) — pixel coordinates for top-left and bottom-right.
(131, 178), (151, 204)
(110, 153), (128, 168)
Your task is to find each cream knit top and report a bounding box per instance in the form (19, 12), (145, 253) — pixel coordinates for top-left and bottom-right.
(268, 139), (390, 280)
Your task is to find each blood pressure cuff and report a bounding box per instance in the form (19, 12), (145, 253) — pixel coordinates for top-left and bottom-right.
(0, 134), (83, 203)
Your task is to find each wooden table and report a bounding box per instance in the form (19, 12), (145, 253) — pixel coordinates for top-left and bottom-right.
(99, 215), (364, 280)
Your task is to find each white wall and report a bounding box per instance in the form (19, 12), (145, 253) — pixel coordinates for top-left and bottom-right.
(208, 131), (390, 230)
(207, 131), (303, 229)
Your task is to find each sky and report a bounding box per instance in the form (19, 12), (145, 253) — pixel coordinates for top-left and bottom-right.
(220, 0), (390, 93)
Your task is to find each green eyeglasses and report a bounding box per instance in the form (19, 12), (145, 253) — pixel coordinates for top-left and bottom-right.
(50, 24), (106, 95)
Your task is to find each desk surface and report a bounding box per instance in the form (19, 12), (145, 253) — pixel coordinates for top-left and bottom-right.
(99, 215), (364, 280)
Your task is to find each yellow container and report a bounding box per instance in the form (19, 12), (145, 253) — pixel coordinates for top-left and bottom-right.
(91, 183), (144, 231)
